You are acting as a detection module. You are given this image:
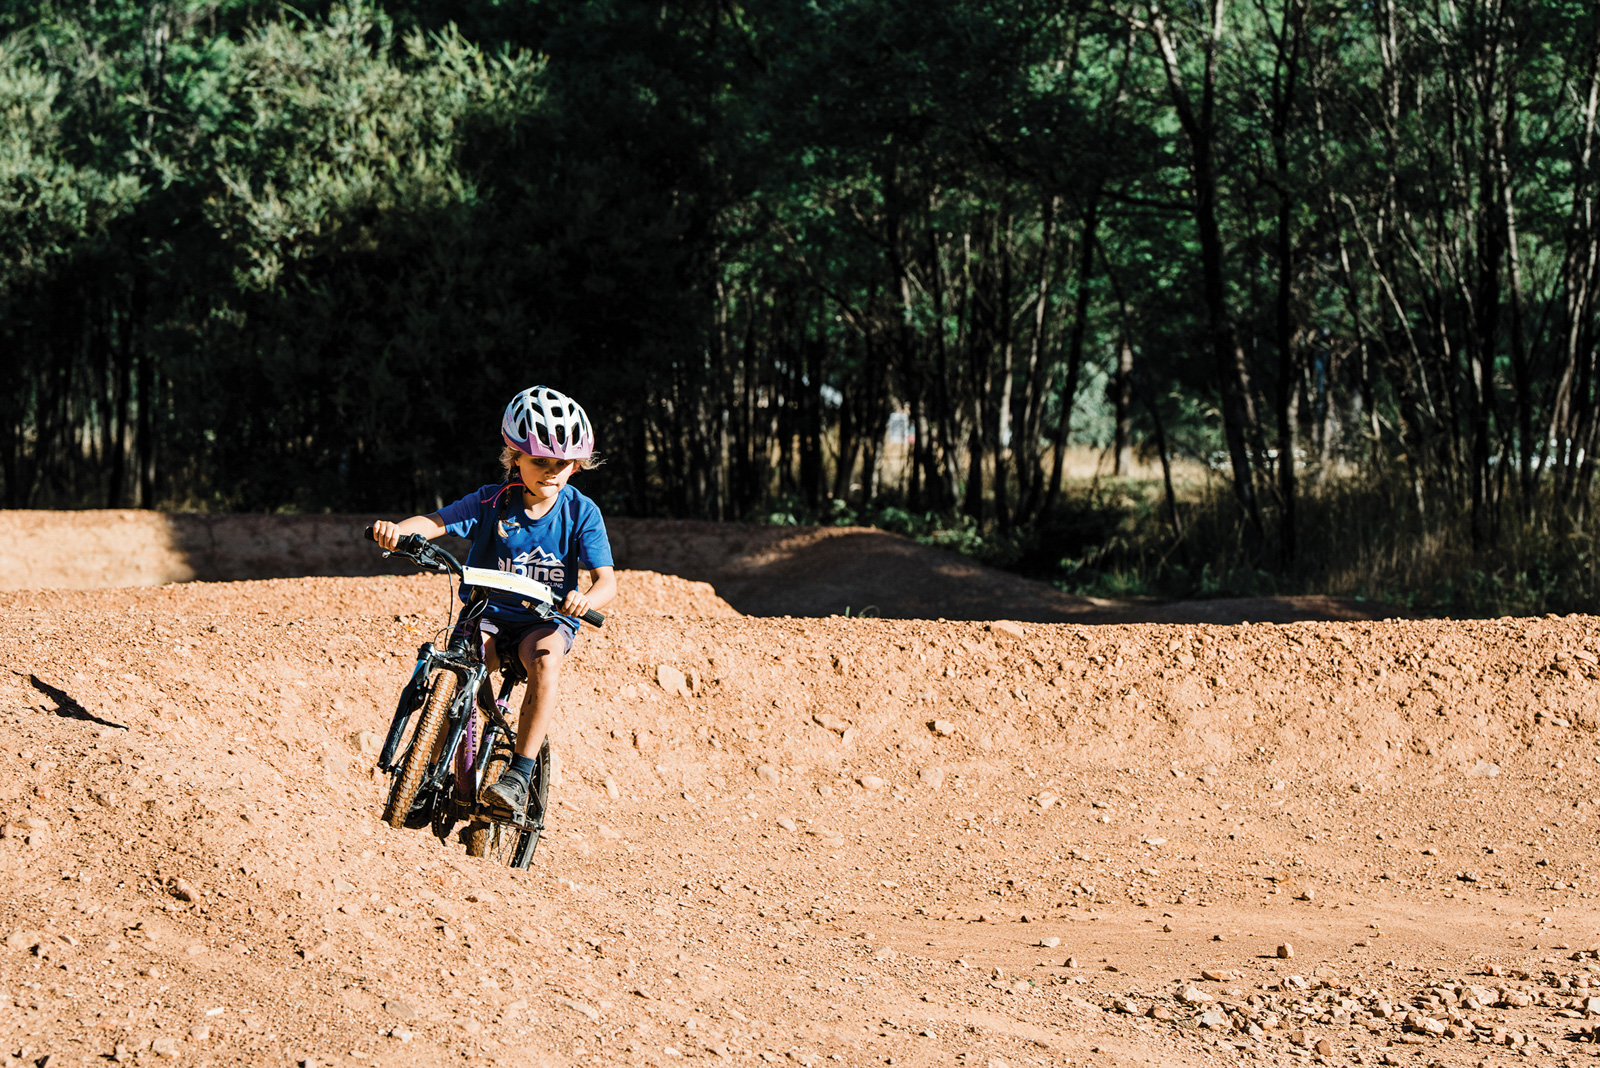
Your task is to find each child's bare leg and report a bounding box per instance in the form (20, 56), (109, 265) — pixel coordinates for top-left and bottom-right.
(484, 625), (565, 814)
(479, 639), (502, 708)
(512, 627), (566, 758)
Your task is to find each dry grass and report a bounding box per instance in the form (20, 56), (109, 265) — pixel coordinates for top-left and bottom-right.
(1050, 469), (1600, 617)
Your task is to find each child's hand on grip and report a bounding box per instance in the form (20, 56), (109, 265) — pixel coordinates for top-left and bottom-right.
(371, 520), (402, 551)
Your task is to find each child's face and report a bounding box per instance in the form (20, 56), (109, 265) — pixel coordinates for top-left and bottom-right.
(516, 453), (580, 502)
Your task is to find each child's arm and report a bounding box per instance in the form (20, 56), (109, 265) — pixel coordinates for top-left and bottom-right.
(562, 565), (617, 621)
(370, 513), (447, 551)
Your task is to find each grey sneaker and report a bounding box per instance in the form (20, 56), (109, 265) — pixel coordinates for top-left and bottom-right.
(483, 771), (528, 817)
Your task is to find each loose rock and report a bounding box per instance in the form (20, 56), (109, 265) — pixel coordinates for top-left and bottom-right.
(812, 713), (850, 733)
(556, 996), (599, 1022)
(4, 930), (41, 951)
(656, 664), (690, 698)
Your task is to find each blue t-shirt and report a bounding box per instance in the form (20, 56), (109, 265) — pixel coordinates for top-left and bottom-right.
(437, 482), (613, 631)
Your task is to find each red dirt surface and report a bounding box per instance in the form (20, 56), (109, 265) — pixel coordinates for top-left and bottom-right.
(1, 512), (1596, 1068)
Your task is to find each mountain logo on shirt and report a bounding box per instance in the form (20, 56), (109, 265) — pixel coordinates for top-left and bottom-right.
(500, 545), (565, 590)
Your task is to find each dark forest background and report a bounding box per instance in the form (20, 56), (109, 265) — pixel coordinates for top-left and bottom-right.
(6, 0), (1600, 614)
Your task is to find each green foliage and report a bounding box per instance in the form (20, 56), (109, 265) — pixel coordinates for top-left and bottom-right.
(0, 41), (141, 287)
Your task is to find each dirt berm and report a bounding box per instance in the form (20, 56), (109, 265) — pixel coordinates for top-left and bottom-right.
(0, 509), (1595, 1068)
(0, 509), (1387, 624)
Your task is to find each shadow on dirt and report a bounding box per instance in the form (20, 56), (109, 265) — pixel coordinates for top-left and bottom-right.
(23, 673), (125, 730)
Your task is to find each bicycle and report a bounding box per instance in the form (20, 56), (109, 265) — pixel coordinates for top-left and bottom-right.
(363, 528), (605, 868)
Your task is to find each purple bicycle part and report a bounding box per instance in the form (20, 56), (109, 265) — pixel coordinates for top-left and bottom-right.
(452, 705), (478, 800)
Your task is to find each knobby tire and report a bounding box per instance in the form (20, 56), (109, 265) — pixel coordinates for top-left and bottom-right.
(382, 669), (458, 828)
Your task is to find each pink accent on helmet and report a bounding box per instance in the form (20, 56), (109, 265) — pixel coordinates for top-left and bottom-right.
(501, 385), (594, 460)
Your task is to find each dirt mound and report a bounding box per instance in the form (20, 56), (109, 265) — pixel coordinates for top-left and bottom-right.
(2, 510), (1394, 624)
(0, 570), (1594, 1067)
(605, 570), (739, 617)
(610, 519), (1099, 620)
(611, 519), (1403, 624)
(0, 509), (425, 587)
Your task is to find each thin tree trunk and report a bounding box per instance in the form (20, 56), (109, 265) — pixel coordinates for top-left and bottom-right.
(1113, 338), (1134, 476)
(1139, 382), (1184, 541)
(1044, 197), (1100, 515)
(992, 210), (1015, 531)
(1148, 1), (1266, 554)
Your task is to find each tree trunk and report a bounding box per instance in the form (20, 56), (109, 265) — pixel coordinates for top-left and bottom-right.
(1113, 337), (1134, 476)
(1148, 2), (1265, 554)
(1044, 196), (1100, 515)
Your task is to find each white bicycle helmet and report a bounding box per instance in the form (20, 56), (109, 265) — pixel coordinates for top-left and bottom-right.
(501, 385), (594, 460)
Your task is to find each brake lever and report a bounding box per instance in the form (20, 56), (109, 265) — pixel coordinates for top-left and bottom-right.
(415, 546), (450, 574)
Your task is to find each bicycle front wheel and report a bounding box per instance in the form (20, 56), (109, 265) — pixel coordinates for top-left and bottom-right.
(382, 669), (458, 828)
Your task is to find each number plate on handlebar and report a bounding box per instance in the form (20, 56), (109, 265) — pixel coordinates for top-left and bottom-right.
(461, 566), (559, 609)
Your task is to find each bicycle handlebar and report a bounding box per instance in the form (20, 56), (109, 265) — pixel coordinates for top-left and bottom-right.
(363, 525), (459, 574)
(363, 525), (605, 627)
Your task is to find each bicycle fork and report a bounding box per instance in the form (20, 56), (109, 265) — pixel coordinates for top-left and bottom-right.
(427, 663), (489, 800)
(378, 644), (436, 773)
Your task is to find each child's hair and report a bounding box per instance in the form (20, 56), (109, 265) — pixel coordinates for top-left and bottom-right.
(500, 445), (604, 480)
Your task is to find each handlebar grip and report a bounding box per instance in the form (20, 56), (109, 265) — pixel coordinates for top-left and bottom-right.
(365, 527), (424, 553)
(581, 608), (606, 628)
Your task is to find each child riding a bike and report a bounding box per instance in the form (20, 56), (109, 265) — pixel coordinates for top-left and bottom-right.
(370, 385), (616, 817)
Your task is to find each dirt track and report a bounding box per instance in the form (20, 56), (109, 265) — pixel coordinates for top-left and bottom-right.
(2, 514), (1600, 1068)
